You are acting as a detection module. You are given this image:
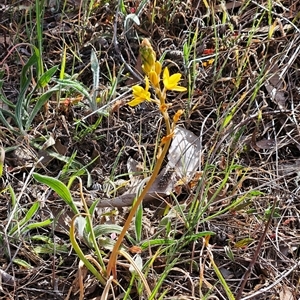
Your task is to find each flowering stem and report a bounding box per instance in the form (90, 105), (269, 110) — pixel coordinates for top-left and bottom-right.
(107, 38), (186, 279)
(106, 112), (172, 278)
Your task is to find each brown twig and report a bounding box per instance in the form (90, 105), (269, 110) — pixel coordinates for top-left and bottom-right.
(0, 42), (33, 66)
(235, 198), (278, 299)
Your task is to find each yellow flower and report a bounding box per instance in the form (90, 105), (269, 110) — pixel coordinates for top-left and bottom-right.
(128, 76), (151, 107)
(202, 58), (215, 67)
(163, 67), (187, 92)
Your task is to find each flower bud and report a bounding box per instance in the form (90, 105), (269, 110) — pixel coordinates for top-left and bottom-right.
(140, 38), (156, 74)
(155, 61), (162, 77)
(148, 70), (159, 87)
(142, 62), (152, 74)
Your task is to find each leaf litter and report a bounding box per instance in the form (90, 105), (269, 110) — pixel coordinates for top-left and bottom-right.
(0, 0), (300, 299)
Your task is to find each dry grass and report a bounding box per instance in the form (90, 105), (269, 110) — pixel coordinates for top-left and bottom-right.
(0, 0), (300, 299)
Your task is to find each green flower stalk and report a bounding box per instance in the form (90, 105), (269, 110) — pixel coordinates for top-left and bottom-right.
(107, 38), (186, 278)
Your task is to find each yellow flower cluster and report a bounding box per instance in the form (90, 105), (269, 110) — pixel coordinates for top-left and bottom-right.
(128, 38), (187, 110)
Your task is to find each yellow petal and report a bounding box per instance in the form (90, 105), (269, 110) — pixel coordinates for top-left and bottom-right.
(163, 67), (170, 83)
(132, 85), (144, 96)
(171, 86), (187, 92)
(129, 75), (152, 107)
(168, 73), (182, 85)
(145, 76), (150, 91)
(140, 91), (151, 100)
(163, 68), (179, 90)
(128, 98), (144, 107)
(132, 80), (151, 100)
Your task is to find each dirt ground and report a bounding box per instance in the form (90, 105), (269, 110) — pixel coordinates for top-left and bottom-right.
(0, 1), (300, 299)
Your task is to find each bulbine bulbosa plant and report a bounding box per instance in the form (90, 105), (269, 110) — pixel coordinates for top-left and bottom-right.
(107, 38), (187, 277)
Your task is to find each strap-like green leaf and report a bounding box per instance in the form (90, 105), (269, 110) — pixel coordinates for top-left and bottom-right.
(33, 173), (79, 214)
(37, 65), (58, 88)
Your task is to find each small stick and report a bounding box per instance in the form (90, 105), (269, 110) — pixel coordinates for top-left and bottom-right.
(235, 198), (277, 299)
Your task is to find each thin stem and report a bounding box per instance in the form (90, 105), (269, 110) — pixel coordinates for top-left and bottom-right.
(106, 111), (172, 277)
(235, 199), (277, 299)
(78, 178), (105, 271)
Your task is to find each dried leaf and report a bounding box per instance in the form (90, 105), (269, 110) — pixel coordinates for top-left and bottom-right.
(167, 126), (201, 182)
(41, 134), (55, 150)
(265, 83), (287, 109)
(0, 269), (16, 286)
(92, 127), (201, 207)
(277, 159), (300, 175)
(256, 138), (276, 149)
(265, 62), (287, 108)
(127, 157), (144, 182)
(53, 139), (68, 155)
(279, 285), (293, 300)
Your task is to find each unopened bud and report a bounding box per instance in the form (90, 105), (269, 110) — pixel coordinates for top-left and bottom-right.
(155, 61), (162, 77)
(148, 70), (159, 87)
(140, 38), (156, 74)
